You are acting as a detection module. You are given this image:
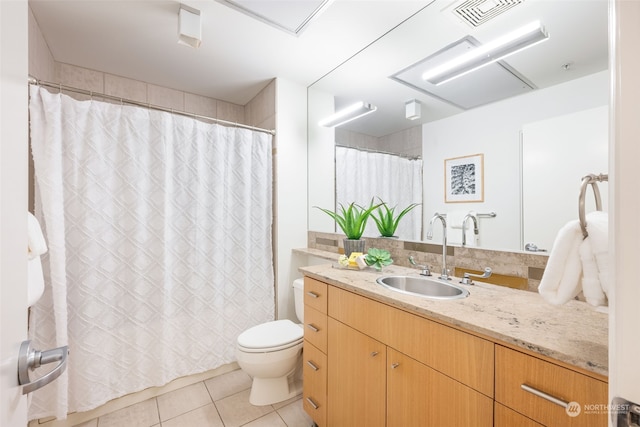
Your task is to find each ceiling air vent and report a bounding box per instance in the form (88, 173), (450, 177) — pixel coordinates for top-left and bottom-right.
(451, 0), (524, 27)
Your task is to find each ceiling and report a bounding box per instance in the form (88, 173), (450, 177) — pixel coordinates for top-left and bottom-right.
(29, 0), (429, 105)
(30, 0), (609, 136)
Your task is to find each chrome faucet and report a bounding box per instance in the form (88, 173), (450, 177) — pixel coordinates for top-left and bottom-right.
(408, 256), (431, 276)
(426, 213), (449, 280)
(461, 213), (479, 247)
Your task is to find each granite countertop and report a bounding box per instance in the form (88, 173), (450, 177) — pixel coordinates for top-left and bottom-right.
(296, 251), (608, 378)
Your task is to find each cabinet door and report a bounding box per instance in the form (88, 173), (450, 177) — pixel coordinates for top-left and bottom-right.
(328, 318), (386, 427)
(387, 348), (493, 427)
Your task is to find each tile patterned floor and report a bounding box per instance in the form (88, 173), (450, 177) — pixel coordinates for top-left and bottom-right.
(71, 369), (313, 427)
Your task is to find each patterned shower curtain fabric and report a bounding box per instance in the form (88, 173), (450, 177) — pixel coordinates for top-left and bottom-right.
(335, 146), (423, 240)
(28, 86), (275, 420)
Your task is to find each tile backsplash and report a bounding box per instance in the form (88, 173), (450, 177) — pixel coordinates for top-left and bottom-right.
(308, 230), (549, 292)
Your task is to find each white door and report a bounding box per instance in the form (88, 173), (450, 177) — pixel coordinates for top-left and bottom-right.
(0, 0), (29, 425)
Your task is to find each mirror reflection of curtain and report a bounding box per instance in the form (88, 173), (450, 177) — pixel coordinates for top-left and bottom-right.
(335, 146), (422, 240)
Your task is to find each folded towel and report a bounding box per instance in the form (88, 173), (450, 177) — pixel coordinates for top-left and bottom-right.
(27, 212), (47, 307)
(27, 212), (47, 259)
(538, 219), (584, 305)
(579, 211), (609, 306)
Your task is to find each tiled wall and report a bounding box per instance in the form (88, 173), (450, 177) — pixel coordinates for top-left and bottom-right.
(28, 6), (274, 129)
(307, 230), (549, 292)
(336, 125), (422, 158)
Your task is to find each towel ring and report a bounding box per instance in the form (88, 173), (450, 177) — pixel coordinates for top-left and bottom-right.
(579, 173), (608, 238)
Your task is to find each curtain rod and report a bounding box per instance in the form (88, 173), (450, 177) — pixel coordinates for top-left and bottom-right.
(335, 144), (422, 160)
(27, 77), (276, 136)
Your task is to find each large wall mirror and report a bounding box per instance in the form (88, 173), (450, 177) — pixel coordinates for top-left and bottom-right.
(308, 0), (608, 252)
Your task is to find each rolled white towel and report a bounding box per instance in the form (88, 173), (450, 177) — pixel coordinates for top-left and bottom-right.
(538, 219), (584, 305)
(27, 212), (47, 307)
(580, 211), (609, 306)
(27, 212), (47, 259)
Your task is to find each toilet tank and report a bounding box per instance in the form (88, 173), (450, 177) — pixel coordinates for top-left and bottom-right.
(293, 278), (304, 323)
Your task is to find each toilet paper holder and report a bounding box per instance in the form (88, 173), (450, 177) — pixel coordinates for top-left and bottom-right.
(18, 340), (68, 394)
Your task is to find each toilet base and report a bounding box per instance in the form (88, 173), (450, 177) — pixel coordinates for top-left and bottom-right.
(249, 374), (302, 406)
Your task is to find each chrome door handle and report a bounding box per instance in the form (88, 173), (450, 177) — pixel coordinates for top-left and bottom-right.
(306, 360), (319, 371)
(18, 340), (69, 395)
(521, 384), (569, 408)
(306, 323), (320, 333)
(306, 291), (319, 298)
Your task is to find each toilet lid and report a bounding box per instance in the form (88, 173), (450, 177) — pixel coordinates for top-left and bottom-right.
(237, 319), (303, 350)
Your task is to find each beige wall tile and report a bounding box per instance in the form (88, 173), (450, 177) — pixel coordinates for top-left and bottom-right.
(148, 84), (184, 111)
(216, 100), (245, 124)
(56, 63), (103, 93)
(28, 8), (55, 81)
(246, 80), (275, 127)
(184, 92), (217, 117)
(104, 74), (147, 104)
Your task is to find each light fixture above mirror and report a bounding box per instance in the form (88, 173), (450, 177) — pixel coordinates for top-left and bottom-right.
(318, 102), (377, 128)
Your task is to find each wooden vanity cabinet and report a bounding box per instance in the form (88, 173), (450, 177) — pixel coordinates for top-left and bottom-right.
(302, 276), (607, 427)
(325, 284), (494, 426)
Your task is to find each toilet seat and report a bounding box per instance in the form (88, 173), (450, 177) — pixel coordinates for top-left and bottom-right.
(237, 319), (303, 353)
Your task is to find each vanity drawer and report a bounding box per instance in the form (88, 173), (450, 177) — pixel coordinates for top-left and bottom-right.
(304, 305), (327, 353)
(304, 277), (328, 314)
(495, 345), (607, 427)
(303, 341), (327, 427)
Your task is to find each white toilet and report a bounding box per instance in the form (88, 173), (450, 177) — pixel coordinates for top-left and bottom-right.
(236, 278), (305, 406)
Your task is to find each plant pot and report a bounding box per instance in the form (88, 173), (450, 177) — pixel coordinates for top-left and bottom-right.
(343, 238), (365, 258)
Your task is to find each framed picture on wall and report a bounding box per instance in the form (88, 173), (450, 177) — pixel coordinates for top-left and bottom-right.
(444, 153), (484, 203)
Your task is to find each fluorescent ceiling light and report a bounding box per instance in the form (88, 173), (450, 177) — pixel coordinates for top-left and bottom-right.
(178, 4), (202, 48)
(422, 21), (548, 85)
(318, 102), (377, 127)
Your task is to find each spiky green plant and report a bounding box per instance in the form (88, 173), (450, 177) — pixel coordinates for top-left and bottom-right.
(364, 248), (393, 271)
(314, 199), (382, 240)
(371, 200), (420, 237)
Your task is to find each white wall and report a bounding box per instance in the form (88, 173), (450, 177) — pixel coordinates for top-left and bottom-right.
(274, 78), (309, 321)
(422, 71), (609, 251)
(0, 0), (29, 425)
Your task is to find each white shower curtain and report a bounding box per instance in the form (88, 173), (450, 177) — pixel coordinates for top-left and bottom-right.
(28, 86), (275, 419)
(335, 146), (422, 240)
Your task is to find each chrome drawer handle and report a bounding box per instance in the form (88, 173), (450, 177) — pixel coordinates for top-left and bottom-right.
(370, 351), (379, 357)
(306, 323), (320, 333)
(521, 384), (569, 408)
(391, 363), (400, 369)
(306, 291), (319, 298)
(306, 397), (319, 410)
(306, 360), (319, 371)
